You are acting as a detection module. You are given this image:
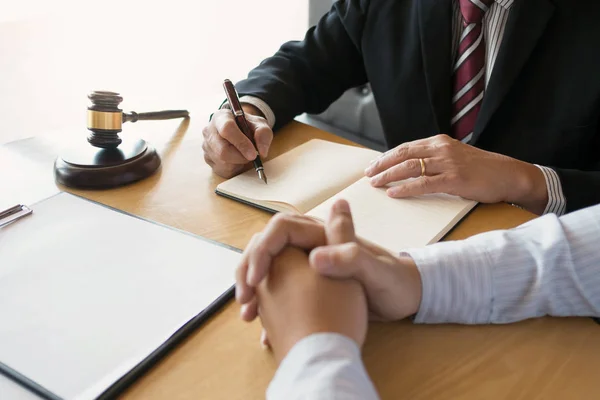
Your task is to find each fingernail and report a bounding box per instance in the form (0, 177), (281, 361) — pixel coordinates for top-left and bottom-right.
(246, 266), (255, 286)
(332, 199), (350, 214)
(370, 176), (379, 186)
(260, 330), (269, 348)
(364, 166), (373, 176)
(258, 144), (269, 158)
(312, 249), (332, 270)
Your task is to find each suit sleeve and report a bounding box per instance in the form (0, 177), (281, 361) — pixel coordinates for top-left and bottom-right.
(553, 166), (600, 213)
(234, 0), (370, 131)
(549, 118), (600, 213)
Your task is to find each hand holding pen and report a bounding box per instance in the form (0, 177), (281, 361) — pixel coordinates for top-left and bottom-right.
(222, 79), (268, 183)
(201, 80), (273, 181)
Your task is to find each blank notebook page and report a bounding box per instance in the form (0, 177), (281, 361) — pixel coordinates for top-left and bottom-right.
(307, 177), (477, 253)
(216, 139), (380, 213)
(0, 193), (241, 400)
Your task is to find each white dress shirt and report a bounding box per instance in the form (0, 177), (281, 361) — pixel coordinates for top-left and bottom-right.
(266, 203), (600, 399)
(224, 0), (567, 216)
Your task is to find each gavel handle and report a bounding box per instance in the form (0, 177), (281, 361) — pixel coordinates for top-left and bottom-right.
(123, 110), (189, 123)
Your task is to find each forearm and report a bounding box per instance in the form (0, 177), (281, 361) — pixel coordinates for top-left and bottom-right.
(267, 333), (380, 400)
(404, 204), (600, 324)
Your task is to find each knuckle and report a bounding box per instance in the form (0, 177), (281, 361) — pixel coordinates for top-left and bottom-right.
(202, 126), (210, 138)
(405, 158), (421, 172)
(435, 133), (452, 142)
(271, 213), (293, 229)
(379, 169), (391, 182)
(438, 141), (453, 154)
(346, 243), (361, 262)
(253, 240), (269, 257)
(246, 233), (263, 252)
(214, 144), (229, 160)
(393, 146), (407, 159)
(220, 120), (238, 137)
(251, 232), (262, 242)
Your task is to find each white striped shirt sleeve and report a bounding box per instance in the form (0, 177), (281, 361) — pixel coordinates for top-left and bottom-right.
(267, 333), (380, 400)
(404, 204), (600, 324)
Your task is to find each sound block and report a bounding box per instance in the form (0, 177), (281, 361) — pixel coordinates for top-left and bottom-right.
(54, 138), (161, 189)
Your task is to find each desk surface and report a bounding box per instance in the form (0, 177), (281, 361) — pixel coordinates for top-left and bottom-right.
(3, 118), (600, 399)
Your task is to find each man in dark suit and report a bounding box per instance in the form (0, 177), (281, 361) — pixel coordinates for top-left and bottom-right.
(202, 0), (600, 215)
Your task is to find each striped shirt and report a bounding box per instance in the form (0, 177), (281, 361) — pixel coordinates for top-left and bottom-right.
(267, 203), (600, 399)
(231, 0), (567, 216)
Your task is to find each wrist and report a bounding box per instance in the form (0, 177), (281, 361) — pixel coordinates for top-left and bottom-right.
(272, 280), (367, 364)
(242, 103), (265, 119)
(508, 160), (548, 215)
(400, 256), (423, 317)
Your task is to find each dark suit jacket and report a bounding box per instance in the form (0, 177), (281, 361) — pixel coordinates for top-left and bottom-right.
(235, 0), (600, 213)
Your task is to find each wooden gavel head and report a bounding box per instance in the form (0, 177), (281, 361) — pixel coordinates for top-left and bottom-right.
(86, 91), (127, 149)
(86, 91), (189, 149)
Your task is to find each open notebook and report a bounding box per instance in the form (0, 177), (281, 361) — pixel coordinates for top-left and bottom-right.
(0, 192), (241, 400)
(216, 139), (478, 252)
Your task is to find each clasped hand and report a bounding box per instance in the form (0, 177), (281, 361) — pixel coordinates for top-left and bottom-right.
(236, 199), (423, 355)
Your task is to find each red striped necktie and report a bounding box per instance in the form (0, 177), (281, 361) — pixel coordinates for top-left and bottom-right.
(451, 0), (494, 141)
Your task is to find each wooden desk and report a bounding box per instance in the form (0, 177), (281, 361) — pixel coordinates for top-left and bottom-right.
(3, 119), (600, 399)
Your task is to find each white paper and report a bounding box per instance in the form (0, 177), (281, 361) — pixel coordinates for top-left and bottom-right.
(0, 193), (241, 400)
(0, 140), (60, 211)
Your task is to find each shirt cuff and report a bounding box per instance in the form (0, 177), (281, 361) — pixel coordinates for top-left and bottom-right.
(267, 333), (379, 400)
(535, 165), (567, 216)
(401, 241), (494, 324)
(220, 95), (276, 129)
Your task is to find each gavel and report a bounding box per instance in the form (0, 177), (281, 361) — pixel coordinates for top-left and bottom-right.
(54, 90), (190, 189)
(86, 90), (189, 149)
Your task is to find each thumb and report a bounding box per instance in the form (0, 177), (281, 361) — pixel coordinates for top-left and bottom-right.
(248, 119), (273, 158)
(309, 242), (364, 279)
(325, 199), (356, 245)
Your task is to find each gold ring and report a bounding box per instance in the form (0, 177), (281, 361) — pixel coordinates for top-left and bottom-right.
(419, 158), (426, 177)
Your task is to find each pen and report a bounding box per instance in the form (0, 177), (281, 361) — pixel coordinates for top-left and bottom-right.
(222, 79), (268, 184)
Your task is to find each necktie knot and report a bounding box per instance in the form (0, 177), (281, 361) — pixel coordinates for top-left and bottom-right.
(458, 0), (494, 24)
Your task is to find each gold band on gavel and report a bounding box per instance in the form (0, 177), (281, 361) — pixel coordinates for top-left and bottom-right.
(87, 110), (123, 130)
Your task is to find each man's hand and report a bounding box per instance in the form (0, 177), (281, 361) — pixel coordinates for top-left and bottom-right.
(309, 200), (422, 322)
(236, 199), (423, 326)
(255, 243), (368, 364)
(202, 104), (273, 178)
(364, 134), (549, 214)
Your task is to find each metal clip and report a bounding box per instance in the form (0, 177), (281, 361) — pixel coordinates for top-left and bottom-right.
(0, 204), (33, 227)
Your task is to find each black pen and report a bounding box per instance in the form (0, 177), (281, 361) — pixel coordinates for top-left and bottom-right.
(222, 79), (267, 184)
